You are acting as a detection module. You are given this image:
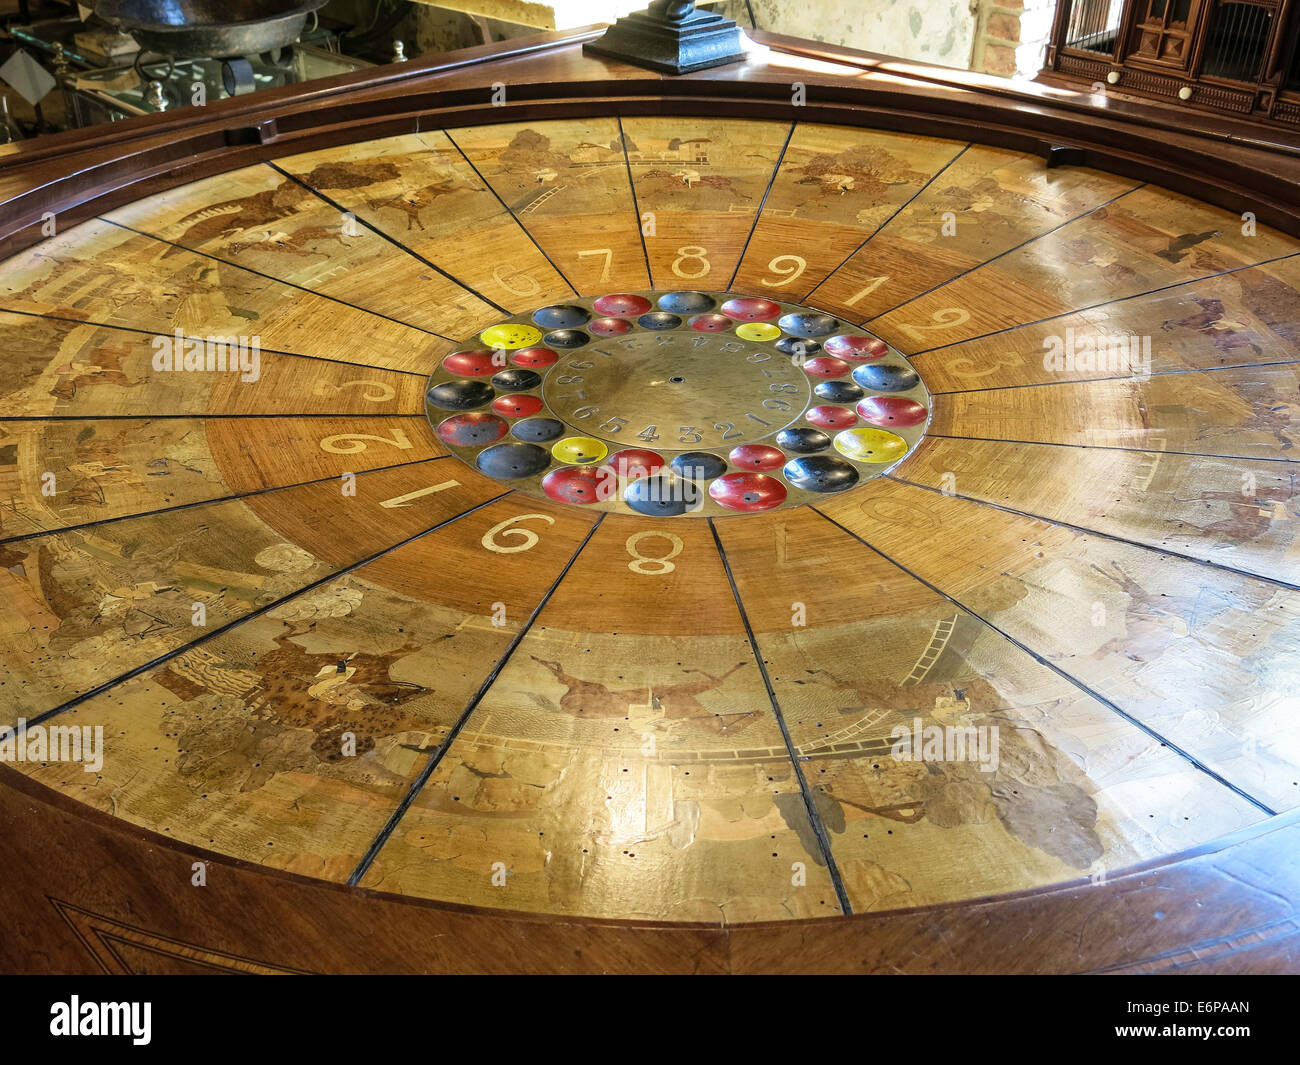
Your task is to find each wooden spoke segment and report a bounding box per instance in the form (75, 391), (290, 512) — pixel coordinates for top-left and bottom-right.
(0, 415), (445, 540)
(205, 416), (445, 492)
(0, 219), (446, 373)
(900, 437), (1300, 586)
(715, 508), (1263, 909)
(449, 119), (652, 294)
(274, 131), (574, 317)
(818, 480), (1300, 811)
(927, 364), (1300, 458)
(0, 312), (428, 419)
(866, 187), (1299, 351)
(621, 117), (792, 290)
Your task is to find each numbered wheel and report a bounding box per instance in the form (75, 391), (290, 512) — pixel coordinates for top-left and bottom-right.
(5, 91), (1296, 977)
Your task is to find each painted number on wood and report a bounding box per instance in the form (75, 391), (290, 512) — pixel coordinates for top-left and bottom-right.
(482, 514), (555, 553)
(895, 308), (971, 344)
(379, 480), (460, 508)
(842, 276), (890, 306)
(577, 248), (613, 282)
(671, 245), (710, 279)
(319, 428), (413, 454)
(626, 531), (684, 575)
(312, 380), (398, 403)
(760, 254), (807, 288)
(493, 265), (541, 297)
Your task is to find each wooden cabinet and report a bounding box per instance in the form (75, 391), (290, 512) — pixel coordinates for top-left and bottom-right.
(1046, 0), (1300, 126)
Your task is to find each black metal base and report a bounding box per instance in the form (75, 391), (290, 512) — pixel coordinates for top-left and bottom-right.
(583, 9), (748, 75)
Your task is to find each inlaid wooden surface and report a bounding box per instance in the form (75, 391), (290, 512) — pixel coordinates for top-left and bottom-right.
(273, 132), (575, 317)
(731, 125), (965, 300)
(714, 508), (1263, 909)
(621, 117), (792, 290)
(864, 187), (1298, 352)
(0, 218), (450, 372)
(0, 311), (429, 418)
(103, 164), (495, 340)
(909, 255), (1300, 391)
(3, 115), (1299, 930)
(804, 145), (1139, 322)
(449, 119), (652, 295)
(817, 480), (1300, 810)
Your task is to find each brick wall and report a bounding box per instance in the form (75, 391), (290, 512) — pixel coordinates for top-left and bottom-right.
(970, 0), (1057, 77)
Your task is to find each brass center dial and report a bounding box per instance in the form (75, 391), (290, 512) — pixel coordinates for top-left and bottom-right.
(543, 331), (811, 450)
(425, 290), (931, 517)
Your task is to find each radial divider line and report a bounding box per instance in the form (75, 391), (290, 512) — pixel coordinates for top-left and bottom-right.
(863, 183), (1146, 323)
(897, 251), (1300, 358)
(347, 512), (607, 886)
(887, 473), (1300, 593)
(923, 430), (1300, 464)
(617, 115), (656, 289)
(925, 356), (1300, 396)
(810, 506), (1278, 817)
(0, 305), (434, 379)
(18, 491), (513, 732)
(0, 454), (453, 548)
(725, 121), (796, 291)
(101, 218), (453, 341)
(442, 128), (579, 297)
(265, 160), (511, 316)
(800, 143), (971, 304)
(708, 518), (854, 915)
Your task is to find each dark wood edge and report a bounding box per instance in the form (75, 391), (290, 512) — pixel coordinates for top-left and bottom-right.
(0, 27), (1295, 265)
(0, 761), (713, 933)
(4, 757), (1299, 973)
(2, 753), (1297, 937)
(753, 28), (1300, 153)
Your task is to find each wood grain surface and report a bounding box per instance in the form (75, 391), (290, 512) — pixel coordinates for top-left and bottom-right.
(0, 27), (1297, 973)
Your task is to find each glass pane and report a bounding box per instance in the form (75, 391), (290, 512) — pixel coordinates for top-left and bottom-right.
(1065, 0), (1126, 52)
(1202, 3), (1271, 82)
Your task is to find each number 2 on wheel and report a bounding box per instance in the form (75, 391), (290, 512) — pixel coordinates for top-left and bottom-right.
(319, 428), (413, 454)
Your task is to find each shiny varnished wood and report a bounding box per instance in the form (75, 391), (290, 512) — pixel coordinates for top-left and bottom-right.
(0, 26), (1297, 974)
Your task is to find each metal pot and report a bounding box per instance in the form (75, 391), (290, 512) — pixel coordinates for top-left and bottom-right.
(94, 0), (329, 59)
